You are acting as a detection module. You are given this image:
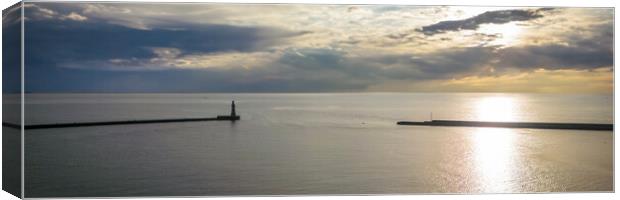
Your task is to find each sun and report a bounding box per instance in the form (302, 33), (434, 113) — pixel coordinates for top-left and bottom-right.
(474, 96), (517, 122)
(477, 22), (524, 47)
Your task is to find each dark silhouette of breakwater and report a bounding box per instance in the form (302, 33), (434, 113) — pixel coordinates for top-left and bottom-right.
(3, 116), (239, 130)
(2, 122), (20, 129)
(397, 120), (612, 131)
(3, 101), (240, 130)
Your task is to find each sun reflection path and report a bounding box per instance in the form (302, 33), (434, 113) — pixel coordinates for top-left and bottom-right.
(471, 128), (520, 193)
(470, 96), (523, 192)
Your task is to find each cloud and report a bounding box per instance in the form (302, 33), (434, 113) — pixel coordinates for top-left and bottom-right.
(366, 68), (612, 93)
(60, 12), (88, 21)
(437, 68), (613, 93)
(95, 50), (282, 70)
(25, 17), (307, 70)
(2, 2), (22, 27)
(496, 23), (613, 71)
(3, 2), (22, 93)
(419, 8), (552, 35)
(263, 47), (497, 88)
(24, 4), (89, 22)
(20, 3), (613, 93)
(24, 3), (60, 20)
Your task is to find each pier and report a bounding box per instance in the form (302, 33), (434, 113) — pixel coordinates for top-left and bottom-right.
(3, 101), (240, 130)
(397, 120), (613, 131)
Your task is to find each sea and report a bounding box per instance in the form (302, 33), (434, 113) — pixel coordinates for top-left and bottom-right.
(16, 93), (613, 197)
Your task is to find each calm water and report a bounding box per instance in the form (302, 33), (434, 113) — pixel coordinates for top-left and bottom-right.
(23, 93), (613, 197)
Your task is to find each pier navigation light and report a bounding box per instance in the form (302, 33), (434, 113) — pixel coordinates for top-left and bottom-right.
(217, 100), (240, 121)
(231, 101), (237, 117)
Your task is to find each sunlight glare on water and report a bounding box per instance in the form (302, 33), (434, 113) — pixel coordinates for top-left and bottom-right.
(471, 128), (520, 193)
(471, 96), (522, 192)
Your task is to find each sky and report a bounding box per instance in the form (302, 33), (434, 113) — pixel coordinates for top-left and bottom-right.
(12, 3), (614, 93)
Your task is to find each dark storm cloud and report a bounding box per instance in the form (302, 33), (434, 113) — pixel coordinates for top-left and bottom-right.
(24, 4), (307, 71)
(25, 20), (303, 68)
(419, 8), (552, 35)
(23, 3), (314, 92)
(3, 2), (22, 93)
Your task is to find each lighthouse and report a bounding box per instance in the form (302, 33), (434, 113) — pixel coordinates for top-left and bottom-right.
(230, 101), (237, 117)
(217, 100), (240, 121)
